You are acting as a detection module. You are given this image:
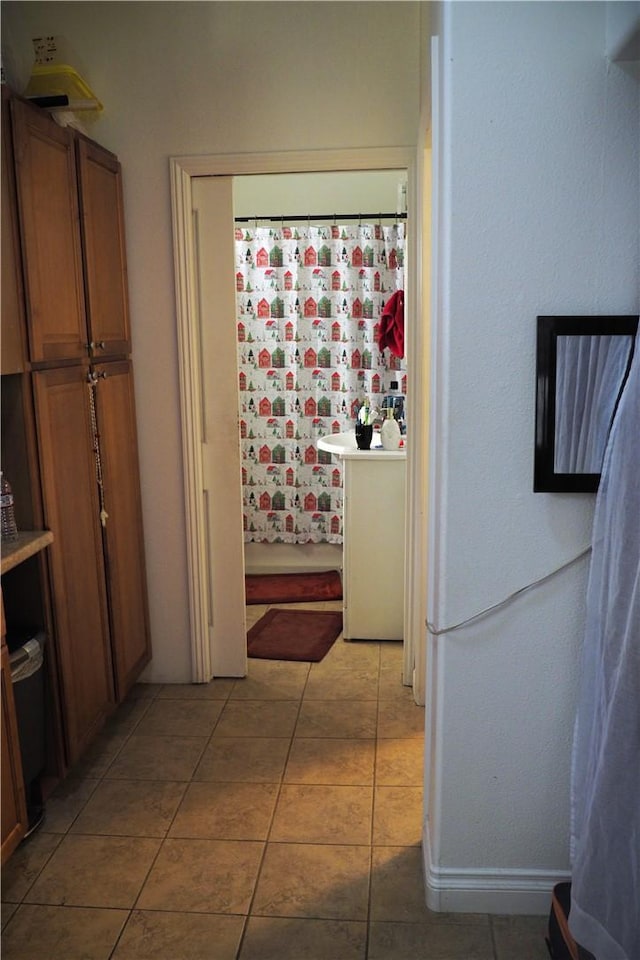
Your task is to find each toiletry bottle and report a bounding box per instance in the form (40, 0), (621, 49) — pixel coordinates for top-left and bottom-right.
(1, 472), (19, 541)
(380, 405), (401, 450)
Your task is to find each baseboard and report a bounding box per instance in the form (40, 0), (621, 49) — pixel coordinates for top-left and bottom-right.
(422, 822), (570, 916)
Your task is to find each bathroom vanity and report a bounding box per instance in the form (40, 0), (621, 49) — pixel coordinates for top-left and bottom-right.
(317, 433), (406, 641)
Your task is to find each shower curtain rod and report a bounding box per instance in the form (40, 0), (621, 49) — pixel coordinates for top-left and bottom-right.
(234, 211), (407, 224)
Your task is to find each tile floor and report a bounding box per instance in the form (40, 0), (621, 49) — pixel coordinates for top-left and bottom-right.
(1, 600), (550, 959)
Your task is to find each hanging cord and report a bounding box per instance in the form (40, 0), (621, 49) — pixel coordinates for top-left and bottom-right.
(87, 375), (109, 528)
(426, 546), (592, 637)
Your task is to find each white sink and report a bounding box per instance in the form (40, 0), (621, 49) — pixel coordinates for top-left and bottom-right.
(317, 430), (383, 455)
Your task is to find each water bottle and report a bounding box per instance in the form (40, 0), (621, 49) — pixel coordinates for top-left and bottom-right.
(1, 472), (19, 542)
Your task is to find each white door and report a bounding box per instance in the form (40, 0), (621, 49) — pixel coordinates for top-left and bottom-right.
(192, 176), (247, 677)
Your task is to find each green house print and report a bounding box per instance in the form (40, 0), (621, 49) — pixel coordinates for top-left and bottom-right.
(272, 397), (286, 416)
(318, 449), (333, 465)
(363, 298), (374, 319)
(318, 396), (331, 416)
(318, 297), (332, 318)
(318, 245), (331, 266)
(270, 246), (283, 267)
(272, 444), (286, 463)
(270, 297), (285, 318)
(272, 491), (286, 510)
(318, 492), (332, 512)
(362, 350), (372, 370)
(363, 245), (374, 267)
(318, 347), (332, 368)
(271, 347), (285, 368)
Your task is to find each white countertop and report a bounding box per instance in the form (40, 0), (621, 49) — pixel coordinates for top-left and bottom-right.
(317, 431), (406, 460)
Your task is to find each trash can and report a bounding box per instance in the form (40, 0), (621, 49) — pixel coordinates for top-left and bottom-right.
(7, 629), (46, 834)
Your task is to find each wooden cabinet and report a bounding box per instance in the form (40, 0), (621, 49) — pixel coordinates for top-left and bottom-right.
(77, 138), (131, 358)
(2, 92), (151, 784)
(32, 367), (115, 763)
(92, 361), (150, 698)
(11, 97), (88, 365)
(1, 89), (27, 375)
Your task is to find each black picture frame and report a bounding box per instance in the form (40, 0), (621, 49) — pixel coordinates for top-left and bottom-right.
(534, 315), (638, 493)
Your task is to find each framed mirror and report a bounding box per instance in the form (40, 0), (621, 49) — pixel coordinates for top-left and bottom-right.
(534, 315), (638, 492)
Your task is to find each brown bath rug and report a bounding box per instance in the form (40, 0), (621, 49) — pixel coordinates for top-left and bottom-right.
(247, 608), (343, 662)
(245, 569), (342, 605)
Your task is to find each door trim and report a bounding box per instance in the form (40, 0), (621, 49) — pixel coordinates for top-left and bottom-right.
(170, 147), (423, 684)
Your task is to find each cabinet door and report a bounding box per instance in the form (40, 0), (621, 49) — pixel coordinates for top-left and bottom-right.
(1, 90), (28, 375)
(93, 361), (151, 698)
(32, 367), (115, 764)
(77, 139), (131, 358)
(11, 99), (87, 364)
(1, 639), (27, 865)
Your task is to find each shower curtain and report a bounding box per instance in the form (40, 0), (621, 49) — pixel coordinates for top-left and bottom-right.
(235, 223), (405, 544)
(569, 331), (640, 959)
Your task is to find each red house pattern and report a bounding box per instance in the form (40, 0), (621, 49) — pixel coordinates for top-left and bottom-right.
(234, 223), (406, 545)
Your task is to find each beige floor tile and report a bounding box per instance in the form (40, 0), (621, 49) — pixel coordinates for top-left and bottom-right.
(137, 838), (263, 914)
(239, 916), (366, 960)
(194, 737), (290, 783)
(73, 730), (128, 778)
(231, 659), (310, 701)
(104, 696), (152, 735)
(271, 784), (373, 845)
(156, 678), (236, 700)
(284, 738), (375, 785)
(492, 914), (551, 959)
(295, 699), (378, 739)
(323, 640), (380, 669)
(112, 910), (245, 960)
(373, 786), (423, 846)
(40, 778), (100, 834)
(1, 902), (19, 930)
(169, 781), (279, 840)
(70, 779), (186, 837)
(304, 666), (379, 701)
(245, 604), (269, 626)
(214, 700), (300, 738)
(24, 835), (160, 908)
(1, 831), (62, 903)
(370, 846), (433, 923)
(127, 682), (162, 699)
(134, 698), (224, 737)
(1, 903), (128, 960)
(375, 738), (424, 786)
(105, 734), (207, 781)
(252, 842), (370, 921)
(368, 919), (495, 960)
(377, 698), (425, 738)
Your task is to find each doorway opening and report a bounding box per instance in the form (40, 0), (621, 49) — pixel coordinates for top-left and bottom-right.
(170, 147), (426, 702)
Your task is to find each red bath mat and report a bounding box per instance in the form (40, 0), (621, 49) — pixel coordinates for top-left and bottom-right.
(247, 608), (343, 662)
(245, 570), (342, 605)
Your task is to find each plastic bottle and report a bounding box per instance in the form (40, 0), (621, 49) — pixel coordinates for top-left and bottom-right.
(380, 405), (401, 450)
(1, 472), (19, 542)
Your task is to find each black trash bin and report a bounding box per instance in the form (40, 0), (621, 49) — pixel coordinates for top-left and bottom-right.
(7, 629), (46, 834)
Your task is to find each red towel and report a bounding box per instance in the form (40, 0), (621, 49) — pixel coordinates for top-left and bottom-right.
(378, 290), (405, 358)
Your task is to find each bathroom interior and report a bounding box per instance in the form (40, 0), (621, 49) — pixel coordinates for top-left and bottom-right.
(198, 168), (411, 657)
(233, 170), (407, 574)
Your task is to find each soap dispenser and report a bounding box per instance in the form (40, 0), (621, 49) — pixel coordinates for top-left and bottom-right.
(380, 406), (401, 450)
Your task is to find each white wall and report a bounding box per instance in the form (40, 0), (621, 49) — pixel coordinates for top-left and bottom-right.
(427, 1), (639, 913)
(1, 1), (421, 681)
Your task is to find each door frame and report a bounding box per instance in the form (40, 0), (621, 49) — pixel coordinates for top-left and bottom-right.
(170, 147), (426, 699)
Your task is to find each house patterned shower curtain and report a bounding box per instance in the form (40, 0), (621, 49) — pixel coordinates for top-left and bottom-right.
(235, 222), (405, 544)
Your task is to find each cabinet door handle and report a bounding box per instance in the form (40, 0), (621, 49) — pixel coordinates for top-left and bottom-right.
(88, 341), (106, 351)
